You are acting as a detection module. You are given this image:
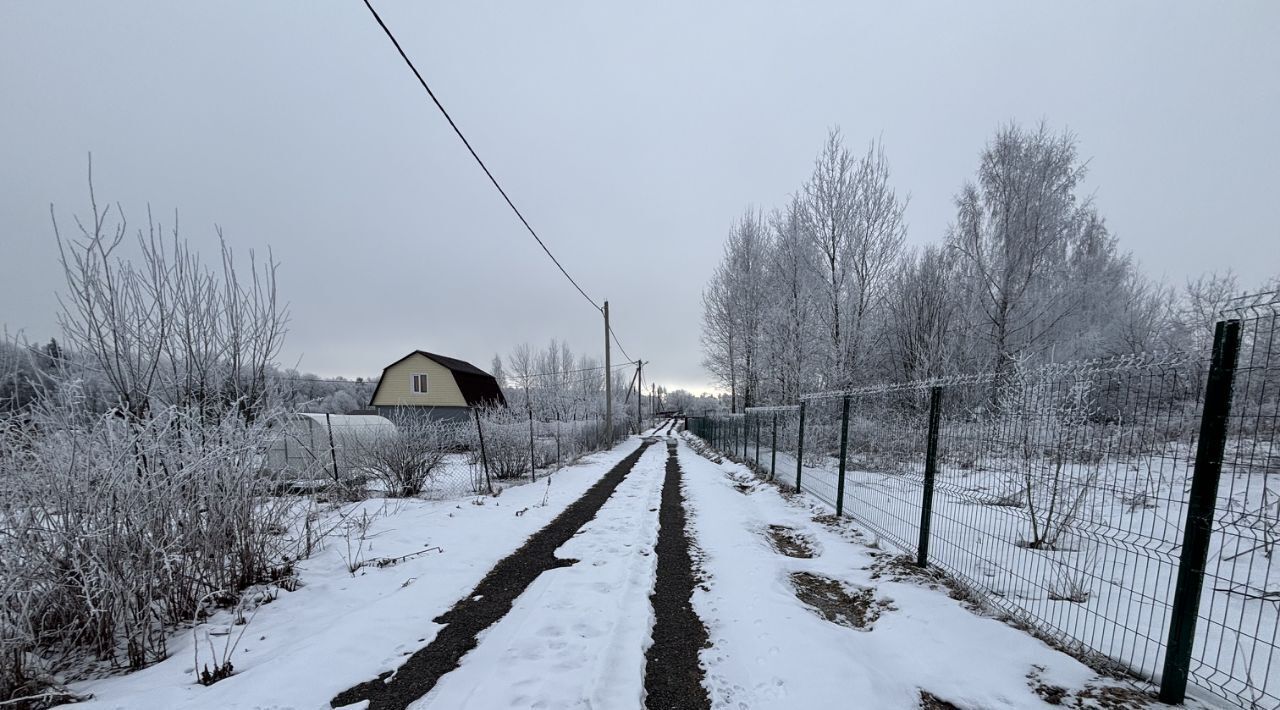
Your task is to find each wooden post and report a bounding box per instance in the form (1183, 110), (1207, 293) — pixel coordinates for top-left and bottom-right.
(473, 407), (492, 494)
(637, 359), (643, 434)
(528, 407), (536, 482)
(325, 412), (340, 484)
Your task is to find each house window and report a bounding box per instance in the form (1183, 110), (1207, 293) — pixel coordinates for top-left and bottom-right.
(411, 373), (429, 394)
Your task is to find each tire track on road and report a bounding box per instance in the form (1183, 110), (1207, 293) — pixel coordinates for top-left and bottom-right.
(644, 438), (712, 710)
(332, 439), (657, 710)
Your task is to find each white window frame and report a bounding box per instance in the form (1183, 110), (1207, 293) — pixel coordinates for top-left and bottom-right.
(411, 373), (429, 394)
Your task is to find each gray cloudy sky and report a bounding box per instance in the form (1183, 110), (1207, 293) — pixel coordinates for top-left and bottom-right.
(2, 1), (1277, 393)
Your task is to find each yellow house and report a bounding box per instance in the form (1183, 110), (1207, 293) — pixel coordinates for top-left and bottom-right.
(369, 351), (507, 422)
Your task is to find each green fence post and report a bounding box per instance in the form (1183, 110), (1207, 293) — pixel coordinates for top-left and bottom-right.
(916, 387), (943, 568)
(1159, 319), (1242, 704)
(770, 413), (778, 481)
(836, 395), (850, 517)
(755, 415), (761, 465)
(796, 401), (806, 493)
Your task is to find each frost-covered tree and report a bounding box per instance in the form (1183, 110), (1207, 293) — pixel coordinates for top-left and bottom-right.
(949, 122), (1136, 384)
(758, 199), (823, 403)
(884, 245), (961, 381)
(1174, 270), (1239, 353)
(699, 121), (1255, 403)
(53, 174), (286, 421)
(492, 340), (615, 421)
(701, 263), (739, 410)
(701, 210), (771, 410)
(798, 129), (907, 387)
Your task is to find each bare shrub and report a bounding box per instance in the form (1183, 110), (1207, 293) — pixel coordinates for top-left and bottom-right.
(52, 169), (286, 421)
(351, 414), (452, 497)
(466, 409), (629, 485)
(998, 364), (1103, 550)
(1047, 542), (1097, 603)
(0, 175), (301, 701)
(472, 407), (531, 480)
(0, 392), (299, 698)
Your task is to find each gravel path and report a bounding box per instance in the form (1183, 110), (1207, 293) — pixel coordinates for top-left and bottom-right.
(644, 439), (712, 710)
(331, 439), (656, 710)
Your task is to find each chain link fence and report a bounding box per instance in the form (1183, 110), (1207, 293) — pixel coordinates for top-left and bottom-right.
(687, 296), (1280, 710)
(266, 407), (645, 500)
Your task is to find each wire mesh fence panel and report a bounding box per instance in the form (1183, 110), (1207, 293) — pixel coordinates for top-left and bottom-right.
(418, 450), (490, 500)
(745, 406), (801, 482)
(262, 408), (646, 504)
(793, 395), (845, 510)
(808, 386), (932, 553)
(1195, 296), (1280, 707)
(685, 299), (1280, 709)
(921, 359), (1206, 690)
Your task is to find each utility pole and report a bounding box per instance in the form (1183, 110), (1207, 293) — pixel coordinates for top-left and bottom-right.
(636, 359), (643, 431)
(604, 300), (612, 443)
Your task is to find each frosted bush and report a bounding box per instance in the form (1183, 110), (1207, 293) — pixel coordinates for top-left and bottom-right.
(0, 391), (302, 699)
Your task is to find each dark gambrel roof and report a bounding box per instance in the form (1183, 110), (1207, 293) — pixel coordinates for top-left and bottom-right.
(370, 350), (508, 408)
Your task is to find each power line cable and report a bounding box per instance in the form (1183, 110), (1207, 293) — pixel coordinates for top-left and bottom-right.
(359, 0), (601, 312)
(607, 323), (633, 363)
(504, 359), (638, 382)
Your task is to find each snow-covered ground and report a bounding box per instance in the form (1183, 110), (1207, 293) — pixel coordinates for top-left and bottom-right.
(62, 442), (644, 709)
(410, 439), (668, 709)
(741, 441), (1278, 707)
(679, 434), (1178, 709)
(63, 425), (1196, 709)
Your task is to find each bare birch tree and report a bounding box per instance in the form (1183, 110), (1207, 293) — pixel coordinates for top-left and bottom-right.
(885, 245), (960, 381)
(949, 121), (1091, 386)
(799, 129), (907, 387)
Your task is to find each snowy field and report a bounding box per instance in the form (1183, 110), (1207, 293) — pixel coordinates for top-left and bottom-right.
(739, 440), (1279, 709)
(678, 434), (1178, 709)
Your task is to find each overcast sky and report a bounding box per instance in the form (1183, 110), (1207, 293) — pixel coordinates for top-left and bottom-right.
(2, 2), (1277, 393)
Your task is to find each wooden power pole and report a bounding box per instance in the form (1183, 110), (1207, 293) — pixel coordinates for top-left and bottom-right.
(604, 300), (612, 443)
(636, 359), (643, 430)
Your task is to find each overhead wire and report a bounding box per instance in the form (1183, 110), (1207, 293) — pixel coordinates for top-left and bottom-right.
(359, 1), (649, 379)
(607, 323), (634, 363)
(359, 0), (602, 312)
